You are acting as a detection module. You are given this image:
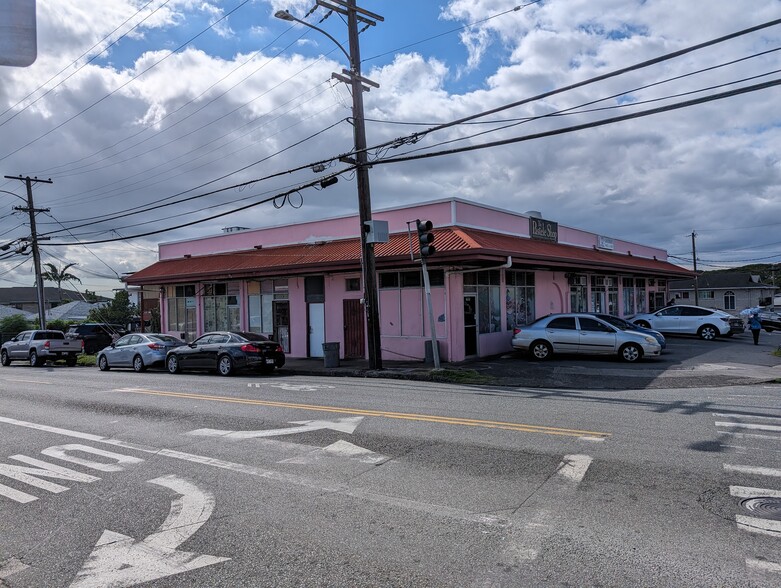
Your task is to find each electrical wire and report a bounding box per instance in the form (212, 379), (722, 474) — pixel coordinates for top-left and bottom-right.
(0, 0), (171, 129)
(39, 116), (349, 234)
(361, 2), (541, 63)
(0, 0), (254, 164)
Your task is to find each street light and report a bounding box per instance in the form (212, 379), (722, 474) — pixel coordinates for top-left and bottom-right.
(275, 3), (384, 370)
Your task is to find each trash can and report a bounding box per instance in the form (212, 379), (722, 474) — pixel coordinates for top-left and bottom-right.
(322, 342), (340, 368)
(424, 340), (440, 365)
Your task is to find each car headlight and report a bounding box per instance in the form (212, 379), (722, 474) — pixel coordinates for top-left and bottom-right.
(644, 336), (657, 344)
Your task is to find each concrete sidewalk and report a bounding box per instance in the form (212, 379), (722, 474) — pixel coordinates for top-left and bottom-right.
(278, 351), (781, 390)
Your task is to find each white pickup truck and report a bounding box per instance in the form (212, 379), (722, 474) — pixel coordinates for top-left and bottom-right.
(1, 330), (80, 367)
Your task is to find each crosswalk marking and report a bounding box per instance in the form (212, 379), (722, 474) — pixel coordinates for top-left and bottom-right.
(713, 413), (781, 422)
(724, 464), (781, 478)
(730, 485), (781, 499)
(736, 515), (781, 537)
(715, 422), (781, 433)
(746, 558), (781, 574)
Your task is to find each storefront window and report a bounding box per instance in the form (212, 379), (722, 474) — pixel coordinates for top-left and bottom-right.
(166, 285), (196, 338)
(203, 282), (240, 332)
(466, 271), (501, 334)
(622, 278), (635, 316)
(248, 279), (288, 335)
(506, 271), (535, 330)
(635, 278), (646, 314)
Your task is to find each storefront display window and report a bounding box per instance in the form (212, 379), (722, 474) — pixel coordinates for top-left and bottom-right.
(464, 271), (501, 334)
(622, 278), (635, 316)
(166, 284), (196, 339)
(203, 282), (240, 332)
(506, 271), (535, 330)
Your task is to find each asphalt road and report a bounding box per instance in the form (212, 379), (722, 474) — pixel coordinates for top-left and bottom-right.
(1, 367), (780, 587)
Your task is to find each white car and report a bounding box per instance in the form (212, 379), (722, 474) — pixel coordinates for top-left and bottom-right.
(631, 305), (733, 340)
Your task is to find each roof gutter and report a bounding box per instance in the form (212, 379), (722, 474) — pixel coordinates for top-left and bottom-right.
(445, 256), (512, 276)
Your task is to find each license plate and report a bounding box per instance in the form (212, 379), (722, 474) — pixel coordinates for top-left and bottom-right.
(265, 358), (275, 365)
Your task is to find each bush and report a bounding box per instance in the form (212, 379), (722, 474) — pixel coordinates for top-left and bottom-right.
(0, 314), (31, 336)
(46, 319), (72, 332)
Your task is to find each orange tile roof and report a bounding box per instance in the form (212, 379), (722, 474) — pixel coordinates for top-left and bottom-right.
(126, 227), (691, 285)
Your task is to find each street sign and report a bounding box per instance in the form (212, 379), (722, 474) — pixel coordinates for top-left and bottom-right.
(0, 0), (37, 67)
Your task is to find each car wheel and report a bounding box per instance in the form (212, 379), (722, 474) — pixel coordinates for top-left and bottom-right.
(698, 325), (718, 341)
(635, 320), (651, 329)
(217, 354), (234, 377)
(619, 343), (642, 363)
(529, 340), (552, 360)
(65, 355), (77, 367)
(132, 355), (146, 373)
(167, 355), (181, 374)
(29, 350), (44, 367)
(98, 355), (110, 371)
(0, 350), (10, 366)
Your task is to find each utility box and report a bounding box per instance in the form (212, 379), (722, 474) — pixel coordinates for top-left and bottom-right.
(364, 220), (389, 244)
(322, 342), (340, 368)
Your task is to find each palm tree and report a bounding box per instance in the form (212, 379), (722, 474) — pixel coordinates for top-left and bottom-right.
(41, 262), (81, 302)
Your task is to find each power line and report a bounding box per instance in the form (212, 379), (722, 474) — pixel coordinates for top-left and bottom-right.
(361, 2), (541, 63)
(0, 0), (254, 164)
(0, 0), (171, 129)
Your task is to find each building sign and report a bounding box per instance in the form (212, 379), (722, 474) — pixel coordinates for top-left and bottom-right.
(529, 218), (558, 243)
(597, 235), (614, 250)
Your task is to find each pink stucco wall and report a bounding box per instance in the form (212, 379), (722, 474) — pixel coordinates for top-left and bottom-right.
(159, 198), (668, 262)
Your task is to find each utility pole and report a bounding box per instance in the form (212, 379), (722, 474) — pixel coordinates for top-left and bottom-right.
(5, 175), (52, 328)
(276, 1), (384, 368)
(343, 0), (383, 370)
(691, 231), (699, 306)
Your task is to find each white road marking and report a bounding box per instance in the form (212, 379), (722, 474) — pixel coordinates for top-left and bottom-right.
(69, 475), (229, 588)
(730, 485), (781, 499)
(0, 414), (507, 528)
(247, 382), (336, 392)
(736, 514), (781, 537)
(187, 416), (364, 439)
(716, 422), (781, 433)
(724, 464), (781, 478)
(746, 558), (781, 574)
(279, 440), (389, 465)
(578, 436), (605, 442)
(2, 378), (52, 385)
(0, 455), (101, 503)
(556, 454), (593, 482)
(41, 444), (145, 472)
(0, 557), (29, 579)
(720, 431), (781, 441)
(713, 413), (781, 422)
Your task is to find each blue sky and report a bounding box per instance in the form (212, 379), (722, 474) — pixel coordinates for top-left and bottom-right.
(0, 0), (780, 295)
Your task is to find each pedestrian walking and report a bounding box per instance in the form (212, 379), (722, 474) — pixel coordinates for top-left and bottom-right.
(748, 312), (762, 345)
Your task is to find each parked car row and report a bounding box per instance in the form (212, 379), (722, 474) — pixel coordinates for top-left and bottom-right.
(2, 329), (286, 376)
(512, 305), (763, 363)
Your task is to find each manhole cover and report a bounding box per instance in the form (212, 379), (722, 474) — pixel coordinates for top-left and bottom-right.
(740, 497), (781, 521)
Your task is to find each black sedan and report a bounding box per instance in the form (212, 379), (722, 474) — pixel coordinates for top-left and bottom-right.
(165, 331), (285, 376)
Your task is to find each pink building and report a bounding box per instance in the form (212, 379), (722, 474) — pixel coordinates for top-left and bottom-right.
(126, 199), (691, 362)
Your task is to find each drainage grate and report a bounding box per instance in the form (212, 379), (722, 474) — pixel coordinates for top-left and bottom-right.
(740, 497), (781, 521)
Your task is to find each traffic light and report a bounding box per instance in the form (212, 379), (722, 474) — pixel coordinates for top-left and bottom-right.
(416, 219), (436, 257)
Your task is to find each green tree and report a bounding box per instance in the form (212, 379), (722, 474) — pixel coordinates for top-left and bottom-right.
(0, 314), (31, 338)
(83, 289), (99, 303)
(41, 262), (81, 301)
(86, 290), (137, 327)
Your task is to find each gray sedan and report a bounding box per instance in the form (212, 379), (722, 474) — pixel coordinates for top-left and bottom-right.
(511, 313), (662, 362)
(97, 333), (185, 372)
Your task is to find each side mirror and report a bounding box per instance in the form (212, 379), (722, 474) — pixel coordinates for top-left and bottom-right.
(188, 343), (197, 348)
(110, 343), (116, 348)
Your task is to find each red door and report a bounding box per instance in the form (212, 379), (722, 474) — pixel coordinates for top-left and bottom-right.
(343, 299), (365, 359)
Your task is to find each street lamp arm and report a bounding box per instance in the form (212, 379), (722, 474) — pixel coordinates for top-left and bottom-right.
(274, 10), (351, 65)
(0, 189), (27, 203)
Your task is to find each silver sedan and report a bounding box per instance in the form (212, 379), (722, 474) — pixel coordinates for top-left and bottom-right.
(97, 333), (185, 372)
(511, 313), (662, 362)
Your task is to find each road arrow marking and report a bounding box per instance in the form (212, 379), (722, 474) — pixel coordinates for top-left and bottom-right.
(278, 440), (389, 465)
(188, 416), (364, 440)
(69, 475), (229, 588)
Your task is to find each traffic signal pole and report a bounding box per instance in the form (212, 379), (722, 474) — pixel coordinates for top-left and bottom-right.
(416, 219), (440, 368)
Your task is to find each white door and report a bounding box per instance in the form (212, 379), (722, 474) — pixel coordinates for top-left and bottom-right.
(308, 303), (325, 357)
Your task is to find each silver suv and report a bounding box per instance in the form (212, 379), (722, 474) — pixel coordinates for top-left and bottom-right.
(511, 313), (661, 362)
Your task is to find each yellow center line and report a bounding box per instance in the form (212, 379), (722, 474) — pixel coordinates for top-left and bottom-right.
(114, 387), (611, 439)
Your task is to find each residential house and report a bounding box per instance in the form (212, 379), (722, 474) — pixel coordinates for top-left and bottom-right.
(668, 273), (776, 312)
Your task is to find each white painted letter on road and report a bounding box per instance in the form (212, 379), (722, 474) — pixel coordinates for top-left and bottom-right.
(41, 444), (144, 472)
(0, 455), (100, 503)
